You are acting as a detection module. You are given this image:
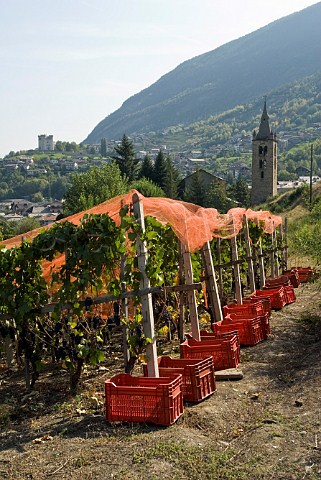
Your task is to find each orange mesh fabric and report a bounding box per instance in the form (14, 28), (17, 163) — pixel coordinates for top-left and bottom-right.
(1, 190), (282, 254)
(245, 209), (282, 234)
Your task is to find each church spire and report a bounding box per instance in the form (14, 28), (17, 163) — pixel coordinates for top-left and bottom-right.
(256, 99), (272, 139)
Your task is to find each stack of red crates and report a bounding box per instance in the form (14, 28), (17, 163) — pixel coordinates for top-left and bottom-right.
(212, 314), (264, 346)
(243, 296), (272, 317)
(180, 332), (239, 371)
(143, 355), (216, 403)
(291, 266), (313, 283)
(223, 301), (270, 339)
(281, 270), (301, 288)
(250, 286), (287, 310)
(263, 285), (296, 305)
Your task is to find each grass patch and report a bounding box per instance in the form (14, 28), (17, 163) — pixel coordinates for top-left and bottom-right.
(132, 440), (263, 479)
(0, 403), (13, 427)
(299, 312), (321, 341)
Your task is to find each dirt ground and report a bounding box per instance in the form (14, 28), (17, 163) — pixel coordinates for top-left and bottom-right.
(1, 280), (321, 480)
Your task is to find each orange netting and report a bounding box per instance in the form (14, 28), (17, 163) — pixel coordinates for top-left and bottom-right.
(1, 190), (282, 254)
(1, 190), (282, 284)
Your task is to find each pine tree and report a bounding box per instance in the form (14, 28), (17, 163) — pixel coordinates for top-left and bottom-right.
(183, 170), (207, 206)
(205, 180), (232, 212)
(139, 154), (154, 181)
(229, 177), (250, 207)
(112, 134), (139, 182)
(164, 154), (180, 199)
(153, 150), (167, 189)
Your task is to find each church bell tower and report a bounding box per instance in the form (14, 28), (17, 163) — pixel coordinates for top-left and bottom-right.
(251, 101), (277, 205)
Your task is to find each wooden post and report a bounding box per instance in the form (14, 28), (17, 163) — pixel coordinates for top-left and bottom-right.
(270, 230), (275, 278)
(258, 238), (266, 288)
(132, 193), (159, 377)
(178, 241), (185, 343)
(120, 254), (130, 372)
(230, 229), (243, 305)
(243, 215), (256, 293)
(216, 238), (224, 300)
(278, 224), (285, 273)
(284, 217), (288, 270)
(201, 241), (223, 322)
(180, 242), (200, 341)
(252, 244), (259, 289)
(4, 335), (13, 368)
(274, 226), (280, 276)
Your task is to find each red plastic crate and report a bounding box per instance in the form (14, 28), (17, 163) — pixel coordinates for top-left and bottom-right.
(265, 275), (290, 288)
(292, 266), (313, 283)
(212, 315), (264, 346)
(143, 356), (216, 403)
(263, 284), (296, 305)
(223, 305), (270, 339)
(251, 287), (287, 310)
(185, 330), (240, 358)
(283, 285), (296, 304)
(105, 373), (184, 426)
(243, 296), (272, 317)
(223, 301), (268, 319)
(229, 312), (270, 339)
(180, 334), (239, 371)
(282, 270), (301, 288)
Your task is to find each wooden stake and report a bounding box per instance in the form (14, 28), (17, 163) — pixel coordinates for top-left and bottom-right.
(278, 224), (285, 273)
(180, 242), (200, 341)
(274, 227), (280, 276)
(4, 336), (13, 368)
(216, 238), (224, 300)
(201, 241), (223, 322)
(243, 215), (256, 293)
(230, 228), (243, 305)
(120, 253), (130, 373)
(178, 241), (185, 343)
(258, 238), (266, 288)
(132, 193), (159, 377)
(284, 217), (288, 270)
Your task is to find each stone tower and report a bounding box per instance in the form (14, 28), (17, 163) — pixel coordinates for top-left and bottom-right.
(251, 101), (277, 205)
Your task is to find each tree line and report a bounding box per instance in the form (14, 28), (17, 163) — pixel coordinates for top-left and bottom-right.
(63, 134), (250, 216)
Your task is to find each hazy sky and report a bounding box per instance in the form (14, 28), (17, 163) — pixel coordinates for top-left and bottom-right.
(0, 0), (319, 157)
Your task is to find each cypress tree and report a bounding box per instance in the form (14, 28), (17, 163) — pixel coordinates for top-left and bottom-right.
(100, 138), (107, 157)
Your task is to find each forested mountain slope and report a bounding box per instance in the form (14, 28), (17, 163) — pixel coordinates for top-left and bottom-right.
(85, 2), (321, 144)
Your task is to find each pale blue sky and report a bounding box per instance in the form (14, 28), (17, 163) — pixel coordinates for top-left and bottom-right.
(0, 0), (319, 157)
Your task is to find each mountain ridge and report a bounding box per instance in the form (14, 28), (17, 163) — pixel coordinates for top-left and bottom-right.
(84, 2), (321, 144)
